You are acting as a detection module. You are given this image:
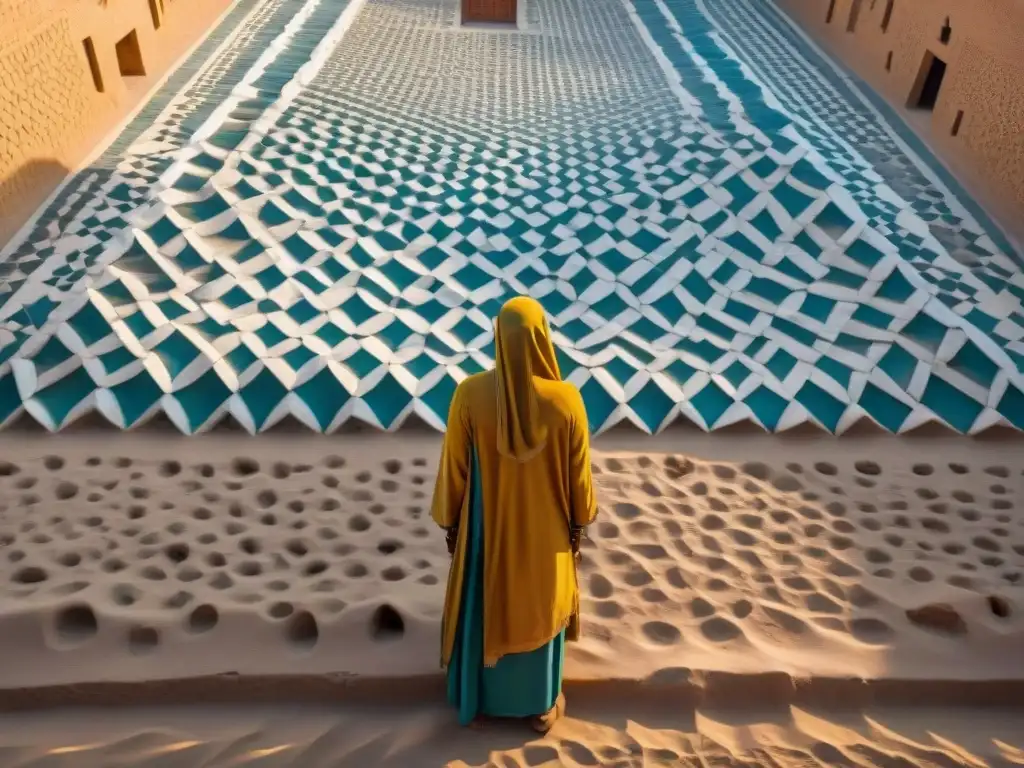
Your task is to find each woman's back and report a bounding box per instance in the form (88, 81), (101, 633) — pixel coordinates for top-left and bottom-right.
(431, 297), (597, 667)
(457, 368), (592, 531)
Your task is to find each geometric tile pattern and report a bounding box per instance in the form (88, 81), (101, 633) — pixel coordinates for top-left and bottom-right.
(0, 0), (301, 306)
(0, 0), (1022, 435)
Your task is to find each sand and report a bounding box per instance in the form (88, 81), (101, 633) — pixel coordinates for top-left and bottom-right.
(0, 426), (1022, 762)
(0, 425), (1021, 698)
(0, 700), (1021, 767)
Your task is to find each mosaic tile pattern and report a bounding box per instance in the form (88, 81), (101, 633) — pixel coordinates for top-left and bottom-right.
(0, 0), (1022, 435)
(0, 0), (296, 302)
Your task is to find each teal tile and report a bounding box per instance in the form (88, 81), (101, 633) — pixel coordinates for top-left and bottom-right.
(815, 355), (852, 388)
(33, 365), (95, 427)
(293, 367), (349, 430)
(902, 312), (947, 354)
(153, 331), (203, 380)
(877, 344), (917, 389)
(859, 382), (911, 432)
(851, 304), (894, 330)
(745, 384), (788, 430)
(799, 293), (836, 323)
(997, 384), (1024, 429)
(750, 209), (782, 242)
(846, 239), (885, 268)
(30, 336), (78, 374)
(67, 302), (114, 347)
(361, 371), (411, 429)
(690, 379), (733, 428)
(0, 376), (21, 423)
(947, 341), (999, 388)
(579, 377), (617, 430)
(920, 374), (983, 432)
(421, 373), (458, 424)
(98, 345), (138, 375)
(725, 231), (766, 262)
(109, 370), (164, 427)
(795, 380), (845, 432)
(632, 378), (675, 431)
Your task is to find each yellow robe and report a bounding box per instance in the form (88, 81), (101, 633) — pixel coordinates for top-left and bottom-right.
(431, 297), (598, 668)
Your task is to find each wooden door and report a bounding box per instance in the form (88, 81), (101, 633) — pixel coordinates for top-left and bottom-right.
(463, 0), (516, 24)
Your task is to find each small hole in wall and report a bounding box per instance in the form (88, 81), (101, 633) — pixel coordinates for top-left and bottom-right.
(951, 110), (964, 136)
(846, 0), (863, 32)
(885, 51), (893, 71)
(910, 51), (947, 111)
(149, 0), (162, 30)
(939, 17), (951, 44)
(826, 0), (836, 23)
(83, 37), (104, 92)
(115, 29), (146, 78)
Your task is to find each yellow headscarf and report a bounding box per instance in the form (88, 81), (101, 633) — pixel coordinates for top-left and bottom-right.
(494, 296), (562, 462)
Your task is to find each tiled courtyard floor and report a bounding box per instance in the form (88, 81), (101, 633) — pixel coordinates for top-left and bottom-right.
(0, 0), (1022, 435)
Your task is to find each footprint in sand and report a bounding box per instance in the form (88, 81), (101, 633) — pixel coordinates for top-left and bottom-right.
(805, 593), (843, 614)
(690, 597), (716, 618)
(771, 473), (803, 492)
(589, 574), (614, 599)
(663, 456), (694, 479)
(666, 567), (689, 590)
(623, 566), (654, 587)
(906, 604), (968, 636)
(854, 460), (881, 476)
(700, 616), (742, 642)
(631, 543), (669, 560)
(641, 621), (682, 645)
(758, 605), (812, 637)
(613, 502), (642, 520)
(595, 601), (624, 619)
(851, 618), (894, 645)
(699, 514), (725, 531)
(732, 599), (753, 619)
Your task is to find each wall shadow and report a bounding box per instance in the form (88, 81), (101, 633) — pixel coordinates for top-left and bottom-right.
(0, 158), (71, 258)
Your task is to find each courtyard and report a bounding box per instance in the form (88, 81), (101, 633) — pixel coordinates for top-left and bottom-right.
(0, 0), (1022, 764)
(0, 0), (1021, 436)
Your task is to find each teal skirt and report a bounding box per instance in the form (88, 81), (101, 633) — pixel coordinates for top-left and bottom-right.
(446, 452), (565, 726)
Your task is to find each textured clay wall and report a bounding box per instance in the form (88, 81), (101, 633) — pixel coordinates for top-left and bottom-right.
(0, 0), (235, 248)
(773, 0), (1024, 247)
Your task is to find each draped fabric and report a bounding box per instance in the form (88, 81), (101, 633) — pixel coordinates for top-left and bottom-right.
(494, 296), (562, 462)
(445, 450), (566, 726)
(431, 296), (598, 669)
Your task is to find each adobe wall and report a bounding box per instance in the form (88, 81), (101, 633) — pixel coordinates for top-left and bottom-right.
(772, 0), (1024, 250)
(0, 0), (235, 249)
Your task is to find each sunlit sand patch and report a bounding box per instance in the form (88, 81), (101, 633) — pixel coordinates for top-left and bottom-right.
(1, 703), (1020, 768)
(0, 429), (1019, 695)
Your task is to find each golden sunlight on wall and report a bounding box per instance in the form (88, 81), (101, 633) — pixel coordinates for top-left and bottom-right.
(773, 0), (1024, 246)
(0, 0), (234, 247)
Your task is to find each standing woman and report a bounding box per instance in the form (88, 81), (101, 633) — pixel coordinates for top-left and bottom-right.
(431, 296), (598, 733)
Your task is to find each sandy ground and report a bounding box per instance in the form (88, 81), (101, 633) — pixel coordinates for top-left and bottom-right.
(0, 700), (1021, 767)
(0, 424), (1021, 696)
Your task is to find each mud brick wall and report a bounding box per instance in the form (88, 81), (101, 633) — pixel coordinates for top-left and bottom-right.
(0, 1), (90, 245)
(772, 0), (1024, 246)
(0, 0), (234, 248)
